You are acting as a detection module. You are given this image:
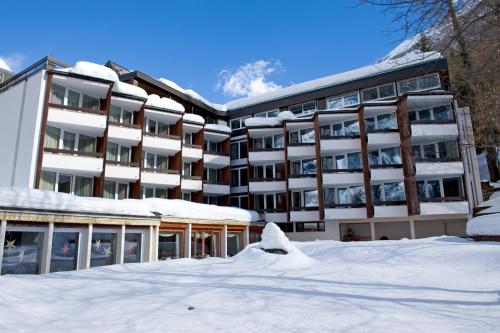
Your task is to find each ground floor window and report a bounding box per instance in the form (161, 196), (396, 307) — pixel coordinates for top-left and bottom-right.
(192, 231), (220, 258)
(203, 195), (218, 205)
(2, 231), (44, 275)
(296, 222), (325, 232)
(50, 231), (79, 272)
(158, 232), (182, 259)
(227, 233), (241, 257)
(230, 195), (248, 209)
(90, 231), (117, 267)
(124, 232), (142, 263)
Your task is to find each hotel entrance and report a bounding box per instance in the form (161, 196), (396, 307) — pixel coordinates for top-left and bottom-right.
(191, 226), (222, 258)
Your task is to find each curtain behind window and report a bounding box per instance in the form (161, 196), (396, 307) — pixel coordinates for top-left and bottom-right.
(78, 134), (96, 153)
(74, 177), (93, 197)
(40, 171), (56, 191)
(44, 126), (60, 149)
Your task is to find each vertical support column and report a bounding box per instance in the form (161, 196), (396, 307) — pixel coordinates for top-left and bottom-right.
(147, 225), (154, 262)
(243, 225), (250, 248)
(370, 222), (376, 241)
(41, 222), (54, 274)
(34, 73), (54, 188)
(0, 220), (7, 272)
(313, 114), (325, 221)
(222, 225), (228, 258)
(185, 223), (192, 258)
(154, 226), (159, 262)
(359, 106), (374, 218)
(117, 225), (125, 264)
(82, 224), (93, 269)
(410, 219), (416, 239)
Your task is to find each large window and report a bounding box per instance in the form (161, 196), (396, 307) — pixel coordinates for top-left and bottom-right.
(368, 147), (402, 166)
(289, 128), (315, 144)
(106, 142), (132, 163)
(291, 190), (319, 208)
(320, 119), (359, 137)
(371, 182), (406, 202)
(365, 112), (397, 131)
(253, 134), (284, 149)
(124, 232), (142, 263)
(289, 101), (316, 115)
(327, 92), (360, 109)
(230, 195), (248, 209)
(40, 171), (93, 196)
(110, 105), (134, 124)
(362, 83), (396, 102)
(227, 233), (242, 257)
(412, 141), (459, 160)
(104, 181), (129, 200)
(90, 231), (117, 267)
(291, 159), (317, 175)
(254, 163), (285, 179)
(254, 193), (286, 211)
(50, 231), (79, 273)
(230, 140), (248, 160)
(142, 151), (169, 170)
(50, 83), (100, 110)
(141, 186), (168, 199)
(409, 104), (453, 122)
(417, 177), (464, 200)
(2, 230), (44, 275)
(44, 126), (97, 153)
(322, 152), (362, 170)
(324, 185), (366, 206)
(231, 167), (248, 187)
(158, 232), (182, 259)
(255, 109), (279, 118)
(230, 116), (251, 130)
(398, 73), (441, 94)
(144, 117), (170, 136)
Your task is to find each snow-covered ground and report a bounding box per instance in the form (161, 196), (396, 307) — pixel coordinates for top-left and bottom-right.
(1, 237), (499, 333)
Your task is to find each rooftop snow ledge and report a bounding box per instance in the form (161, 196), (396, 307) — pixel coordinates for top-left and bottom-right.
(58, 61), (119, 82)
(0, 188), (259, 223)
(245, 111), (296, 127)
(204, 123), (231, 133)
(146, 94), (185, 112)
(112, 81), (148, 99)
(183, 113), (205, 124)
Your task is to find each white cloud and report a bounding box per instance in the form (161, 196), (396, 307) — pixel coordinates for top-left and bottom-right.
(216, 60), (283, 98)
(0, 53), (25, 72)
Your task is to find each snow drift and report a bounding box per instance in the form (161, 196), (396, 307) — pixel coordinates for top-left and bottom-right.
(467, 214), (500, 236)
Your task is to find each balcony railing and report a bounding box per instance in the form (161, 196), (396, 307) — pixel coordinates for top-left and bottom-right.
(411, 119), (455, 125)
(290, 206), (320, 211)
(367, 128), (399, 133)
(324, 202), (366, 208)
(203, 150), (230, 156)
(320, 134), (360, 139)
(143, 132), (181, 140)
(248, 147), (284, 152)
(373, 200), (406, 206)
(108, 121), (141, 129)
(105, 160), (140, 167)
(43, 147), (103, 158)
(249, 177), (285, 182)
(370, 164), (403, 169)
(322, 168), (363, 173)
(288, 173), (317, 178)
(287, 142), (315, 147)
(255, 208), (287, 214)
(142, 168), (180, 175)
(413, 157), (461, 163)
(419, 196), (465, 203)
(182, 175), (202, 180)
(48, 103), (107, 116)
(203, 180), (230, 185)
(183, 143), (202, 149)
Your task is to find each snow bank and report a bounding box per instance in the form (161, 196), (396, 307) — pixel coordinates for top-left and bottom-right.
(204, 123), (231, 133)
(259, 222), (294, 252)
(159, 78), (227, 112)
(245, 111), (296, 127)
(467, 214), (500, 236)
(146, 94), (185, 112)
(58, 61), (119, 82)
(183, 113), (205, 124)
(112, 81), (148, 99)
(0, 188), (258, 222)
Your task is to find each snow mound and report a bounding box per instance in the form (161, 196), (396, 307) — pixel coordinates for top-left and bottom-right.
(59, 61), (119, 82)
(112, 81), (148, 99)
(467, 214), (500, 236)
(204, 123), (231, 133)
(245, 111), (296, 127)
(183, 113), (205, 124)
(260, 222), (294, 253)
(145, 94), (185, 112)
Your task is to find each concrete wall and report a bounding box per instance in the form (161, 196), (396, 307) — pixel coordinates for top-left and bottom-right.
(374, 221), (411, 240)
(0, 70), (46, 187)
(415, 219), (467, 238)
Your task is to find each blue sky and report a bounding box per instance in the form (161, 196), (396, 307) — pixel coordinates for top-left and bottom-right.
(0, 0), (406, 103)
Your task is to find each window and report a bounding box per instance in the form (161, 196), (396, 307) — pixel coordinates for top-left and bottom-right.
(289, 101), (316, 115)
(230, 140), (248, 160)
(144, 118), (169, 136)
(416, 177), (464, 200)
(253, 193), (286, 211)
(327, 92), (360, 109)
(398, 73), (441, 94)
(44, 127), (97, 154)
(324, 185), (366, 206)
(110, 105), (134, 124)
(104, 181), (129, 200)
(365, 112), (397, 131)
(230, 116), (250, 130)
(255, 109), (279, 117)
(74, 176), (93, 197)
(253, 134), (284, 148)
(44, 126), (61, 149)
(182, 192), (192, 201)
(142, 151), (168, 170)
(82, 94), (99, 110)
(50, 231), (79, 272)
(90, 231), (117, 267)
(158, 232), (182, 260)
(2, 230), (44, 274)
(291, 159), (317, 175)
(362, 83), (396, 102)
(204, 168), (219, 184)
(412, 141), (459, 160)
(124, 233), (142, 263)
(368, 147), (401, 166)
(371, 182), (405, 202)
(409, 104), (453, 122)
(231, 168), (248, 187)
(231, 195), (248, 209)
(289, 128), (315, 144)
(140, 186), (167, 199)
(50, 84), (101, 110)
(50, 84), (65, 104)
(204, 140), (219, 153)
(183, 132), (193, 145)
(291, 190), (319, 208)
(296, 222), (325, 232)
(183, 162), (192, 177)
(203, 195), (218, 205)
(40, 171), (93, 196)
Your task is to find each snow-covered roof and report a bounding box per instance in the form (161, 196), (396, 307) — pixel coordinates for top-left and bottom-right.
(226, 51), (443, 110)
(204, 123), (231, 133)
(467, 214), (500, 236)
(0, 188), (259, 223)
(58, 61), (119, 82)
(245, 111), (296, 127)
(112, 81), (148, 99)
(183, 113), (205, 124)
(146, 94), (185, 112)
(159, 78), (227, 112)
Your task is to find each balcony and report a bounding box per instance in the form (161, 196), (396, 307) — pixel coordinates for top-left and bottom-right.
(47, 104), (107, 136)
(373, 201), (408, 217)
(181, 176), (203, 192)
(248, 178), (286, 193)
(264, 211), (288, 223)
(248, 148), (285, 165)
(104, 161), (140, 181)
(411, 121), (458, 141)
(182, 144), (203, 161)
(203, 151), (230, 168)
(203, 181), (230, 195)
(290, 207), (320, 222)
(287, 144), (315, 159)
(320, 135), (361, 153)
(42, 148), (103, 176)
(322, 169), (364, 186)
(324, 203), (367, 219)
(142, 133), (181, 155)
(370, 165), (404, 182)
(415, 158), (464, 177)
(419, 198), (469, 215)
(141, 169), (180, 187)
(107, 122), (142, 146)
(288, 175), (317, 190)
(367, 130), (400, 147)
